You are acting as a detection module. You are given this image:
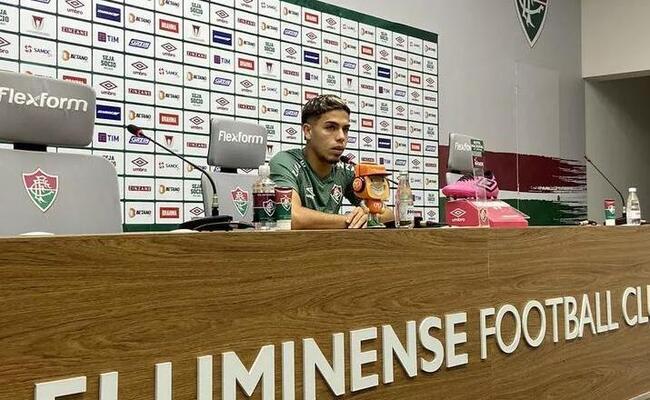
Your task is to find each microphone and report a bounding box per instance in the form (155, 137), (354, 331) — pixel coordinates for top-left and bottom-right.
(126, 124), (220, 218)
(584, 155), (627, 225)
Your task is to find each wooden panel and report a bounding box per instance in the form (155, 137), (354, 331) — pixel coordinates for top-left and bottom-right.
(0, 227), (649, 399)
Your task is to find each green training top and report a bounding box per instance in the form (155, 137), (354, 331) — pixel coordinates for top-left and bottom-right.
(270, 148), (361, 214)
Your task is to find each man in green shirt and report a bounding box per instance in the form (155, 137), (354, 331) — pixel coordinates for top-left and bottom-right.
(270, 94), (393, 229)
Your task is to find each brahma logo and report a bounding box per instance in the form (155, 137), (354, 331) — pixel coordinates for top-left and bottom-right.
(159, 207), (180, 219)
(304, 91), (318, 101)
(62, 75), (87, 84)
(159, 19), (179, 33)
(304, 12), (318, 24)
(410, 75), (421, 84)
(231, 186), (249, 216)
(361, 45), (373, 56)
(159, 113), (178, 126)
(238, 58), (254, 70)
(0, 87), (89, 112)
(22, 168), (58, 213)
(411, 143), (422, 152)
(361, 118), (373, 128)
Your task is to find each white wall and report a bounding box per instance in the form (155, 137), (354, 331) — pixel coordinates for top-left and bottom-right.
(325, 0), (585, 160)
(586, 77), (650, 222)
(582, 0), (650, 79)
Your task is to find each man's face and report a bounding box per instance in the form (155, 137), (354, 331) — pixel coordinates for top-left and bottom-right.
(303, 109), (351, 164)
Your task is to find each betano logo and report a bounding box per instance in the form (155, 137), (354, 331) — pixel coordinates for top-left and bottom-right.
(0, 88), (88, 112)
(217, 130), (263, 144)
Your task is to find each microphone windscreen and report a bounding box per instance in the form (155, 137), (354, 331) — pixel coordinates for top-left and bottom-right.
(126, 124), (140, 135)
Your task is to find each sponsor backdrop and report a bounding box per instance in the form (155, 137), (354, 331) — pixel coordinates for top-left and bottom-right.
(0, 0), (439, 229)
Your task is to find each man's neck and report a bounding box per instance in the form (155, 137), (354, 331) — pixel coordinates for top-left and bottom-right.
(304, 146), (334, 179)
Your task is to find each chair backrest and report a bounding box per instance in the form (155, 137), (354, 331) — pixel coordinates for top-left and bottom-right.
(0, 71), (121, 235)
(446, 132), (482, 185)
(202, 119), (267, 221)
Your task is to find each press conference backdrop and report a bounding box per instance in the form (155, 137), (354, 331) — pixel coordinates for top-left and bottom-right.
(0, 0), (440, 229)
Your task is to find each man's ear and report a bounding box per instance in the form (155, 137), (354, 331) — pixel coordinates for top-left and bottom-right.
(302, 123), (311, 142)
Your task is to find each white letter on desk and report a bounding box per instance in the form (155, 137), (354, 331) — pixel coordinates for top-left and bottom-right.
(622, 287), (638, 326)
(197, 356), (212, 400)
(419, 316), (444, 372)
(382, 321), (417, 384)
(607, 290), (620, 330)
(563, 296), (579, 340)
(636, 286), (649, 324)
(303, 334), (345, 399)
(545, 297), (563, 343)
(496, 304), (521, 354)
(522, 301), (545, 348)
(35, 376), (87, 400)
(100, 372), (118, 400)
(594, 292), (608, 334)
(445, 312), (469, 368)
(479, 308), (496, 359)
(223, 345), (275, 400)
(578, 293), (596, 337)
(155, 362), (172, 400)
(282, 341), (296, 400)
(350, 327), (378, 391)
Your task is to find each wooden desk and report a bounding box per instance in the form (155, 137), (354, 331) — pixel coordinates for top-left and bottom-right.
(1, 227), (649, 399)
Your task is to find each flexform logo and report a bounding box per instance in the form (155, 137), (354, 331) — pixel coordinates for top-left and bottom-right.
(0, 87), (89, 112)
(159, 19), (179, 33)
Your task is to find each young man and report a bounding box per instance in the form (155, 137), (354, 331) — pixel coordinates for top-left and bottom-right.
(270, 94), (392, 229)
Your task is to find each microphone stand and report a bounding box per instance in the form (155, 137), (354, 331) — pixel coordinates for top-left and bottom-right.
(127, 126), (238, 231)
(584, 155), (627, 225)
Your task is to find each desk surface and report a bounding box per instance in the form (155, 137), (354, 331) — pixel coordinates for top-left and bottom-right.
(1, 227), (650, 399)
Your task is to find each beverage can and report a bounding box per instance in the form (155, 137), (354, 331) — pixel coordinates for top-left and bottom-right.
(274, 187), (292, 230)
(604, 199), (616, 226)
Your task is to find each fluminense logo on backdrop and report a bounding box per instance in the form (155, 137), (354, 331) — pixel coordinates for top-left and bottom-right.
(0, 88), (88, 112)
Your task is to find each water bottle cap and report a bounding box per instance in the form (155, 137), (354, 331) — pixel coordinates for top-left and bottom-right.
(259, 164), (270, 177)
(629, 187), (637, 192)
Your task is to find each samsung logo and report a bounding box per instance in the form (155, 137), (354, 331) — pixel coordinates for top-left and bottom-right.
(129, 39), (150, 49)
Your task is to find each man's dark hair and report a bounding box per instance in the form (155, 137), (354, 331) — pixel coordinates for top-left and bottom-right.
(301, 94), (351, 125)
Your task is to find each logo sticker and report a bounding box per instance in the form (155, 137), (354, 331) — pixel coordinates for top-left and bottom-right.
(231, 186), (249, 216)
(22, 168), (59, 212)
(515, 0), (548, 47)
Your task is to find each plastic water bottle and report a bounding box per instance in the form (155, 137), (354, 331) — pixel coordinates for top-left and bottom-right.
(394, 169), (414, 229)
(626, 187), (641, 225)
(253, 165), (276, 230)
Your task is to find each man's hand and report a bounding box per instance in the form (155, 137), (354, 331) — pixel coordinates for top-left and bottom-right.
(345, 206), (368, 229)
